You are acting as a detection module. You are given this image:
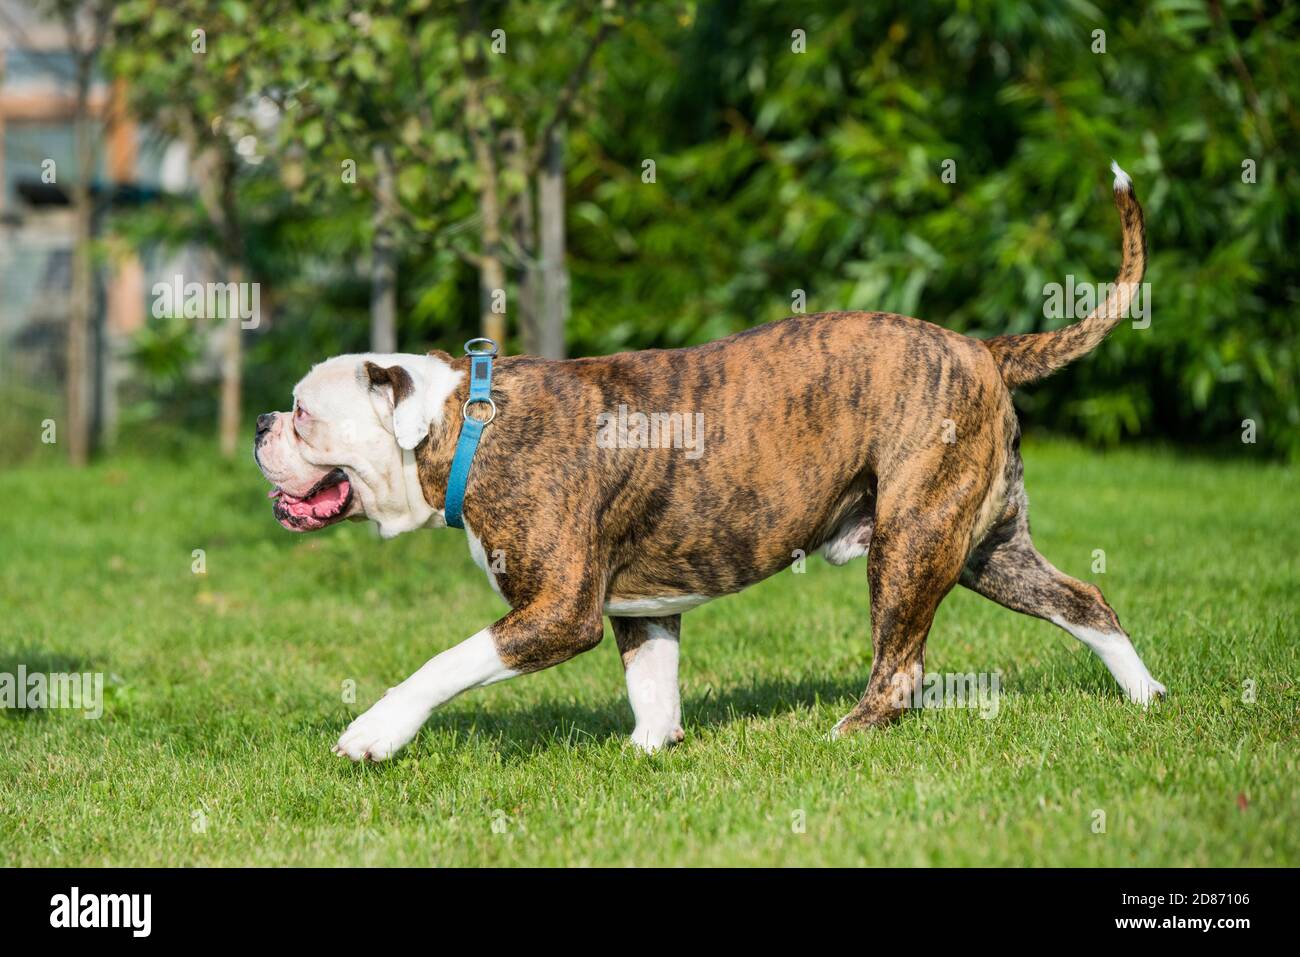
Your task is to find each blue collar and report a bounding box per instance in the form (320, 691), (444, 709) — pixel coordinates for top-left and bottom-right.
(443, 338), (497, 529)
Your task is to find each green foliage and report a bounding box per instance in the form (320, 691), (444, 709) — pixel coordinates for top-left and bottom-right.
(574, 0), (1299, 457)
(106, 0), (1299, 458)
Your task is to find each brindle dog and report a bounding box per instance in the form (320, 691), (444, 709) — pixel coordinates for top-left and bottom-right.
(256, 164), (1163, 762)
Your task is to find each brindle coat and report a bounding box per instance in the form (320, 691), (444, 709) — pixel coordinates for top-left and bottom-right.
(377, 172), (1152, 732)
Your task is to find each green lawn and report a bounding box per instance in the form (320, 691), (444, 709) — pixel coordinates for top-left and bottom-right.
(1, 440), (1296, 866)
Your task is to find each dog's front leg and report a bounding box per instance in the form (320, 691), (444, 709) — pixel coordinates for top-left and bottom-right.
(334, 595), (605, 762)
(333, 628), (515, 761)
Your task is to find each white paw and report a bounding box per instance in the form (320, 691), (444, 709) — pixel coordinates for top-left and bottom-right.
(333, 688), (430, 762)
(1125, 676), (1168, 707)
(629, 723), (684, 754)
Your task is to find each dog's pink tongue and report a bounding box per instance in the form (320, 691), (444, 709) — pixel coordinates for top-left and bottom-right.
(274, 479), (349, 530)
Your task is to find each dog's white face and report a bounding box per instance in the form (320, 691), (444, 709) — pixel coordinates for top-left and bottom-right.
(253, 352), (461, 538)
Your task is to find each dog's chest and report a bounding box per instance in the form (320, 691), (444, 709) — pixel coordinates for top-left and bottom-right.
(464, 524), (712, 618)
(465, 526), (508, 603)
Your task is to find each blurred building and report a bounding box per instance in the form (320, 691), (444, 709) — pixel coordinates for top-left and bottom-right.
(0, 0), (205, 453)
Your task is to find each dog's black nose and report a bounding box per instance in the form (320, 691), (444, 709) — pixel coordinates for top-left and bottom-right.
(256, 413), (275, 436)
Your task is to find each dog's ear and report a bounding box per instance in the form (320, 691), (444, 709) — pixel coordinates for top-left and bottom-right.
(364, 360), (414, 402)
(362, 359), (430, 450)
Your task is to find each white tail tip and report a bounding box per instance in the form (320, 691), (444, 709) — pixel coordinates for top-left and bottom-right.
(1110, 160), (1133, 193)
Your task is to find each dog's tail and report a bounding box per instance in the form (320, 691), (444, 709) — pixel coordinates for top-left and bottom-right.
(984, 162), (1147, 389)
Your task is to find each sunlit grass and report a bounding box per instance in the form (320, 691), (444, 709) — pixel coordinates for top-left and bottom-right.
(1, 440), (1295, 865)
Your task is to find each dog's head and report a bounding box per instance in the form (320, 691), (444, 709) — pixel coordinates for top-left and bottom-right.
(253, 352), (460, 538)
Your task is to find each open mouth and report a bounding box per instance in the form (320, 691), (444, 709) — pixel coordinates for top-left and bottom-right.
(269, 468), (353, 531)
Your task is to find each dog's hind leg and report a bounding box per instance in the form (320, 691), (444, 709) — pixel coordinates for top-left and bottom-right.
(832, 464), (987, 735)
(960, 510), (1166, 703)
(611, 614), (684, 753)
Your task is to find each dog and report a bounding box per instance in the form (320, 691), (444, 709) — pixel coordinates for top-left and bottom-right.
(254, 163), (1164, 762)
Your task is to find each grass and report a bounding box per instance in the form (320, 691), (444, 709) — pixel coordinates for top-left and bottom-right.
(0, 439), (1296, 867)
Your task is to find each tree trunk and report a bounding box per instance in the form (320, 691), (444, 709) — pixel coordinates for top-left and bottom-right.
(537, 126), (568, 359)
(478, 253), (507, 347)
(216, 161), (243, 460)
(99, 77), (137, 452)
(175, 106), (247, 463)
(502, 128), (540, 354)
(461, 9), (507, 349)
(67, 51), (95, 466)
(468, 116), (506, 347)
(190, 142), (245, 461)
(370, 143), (397, 353)
(218, 261), (243, 459)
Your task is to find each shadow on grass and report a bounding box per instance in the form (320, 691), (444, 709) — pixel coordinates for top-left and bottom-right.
(419, 672), (866, 762)
(308, 663), (1119, 766)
